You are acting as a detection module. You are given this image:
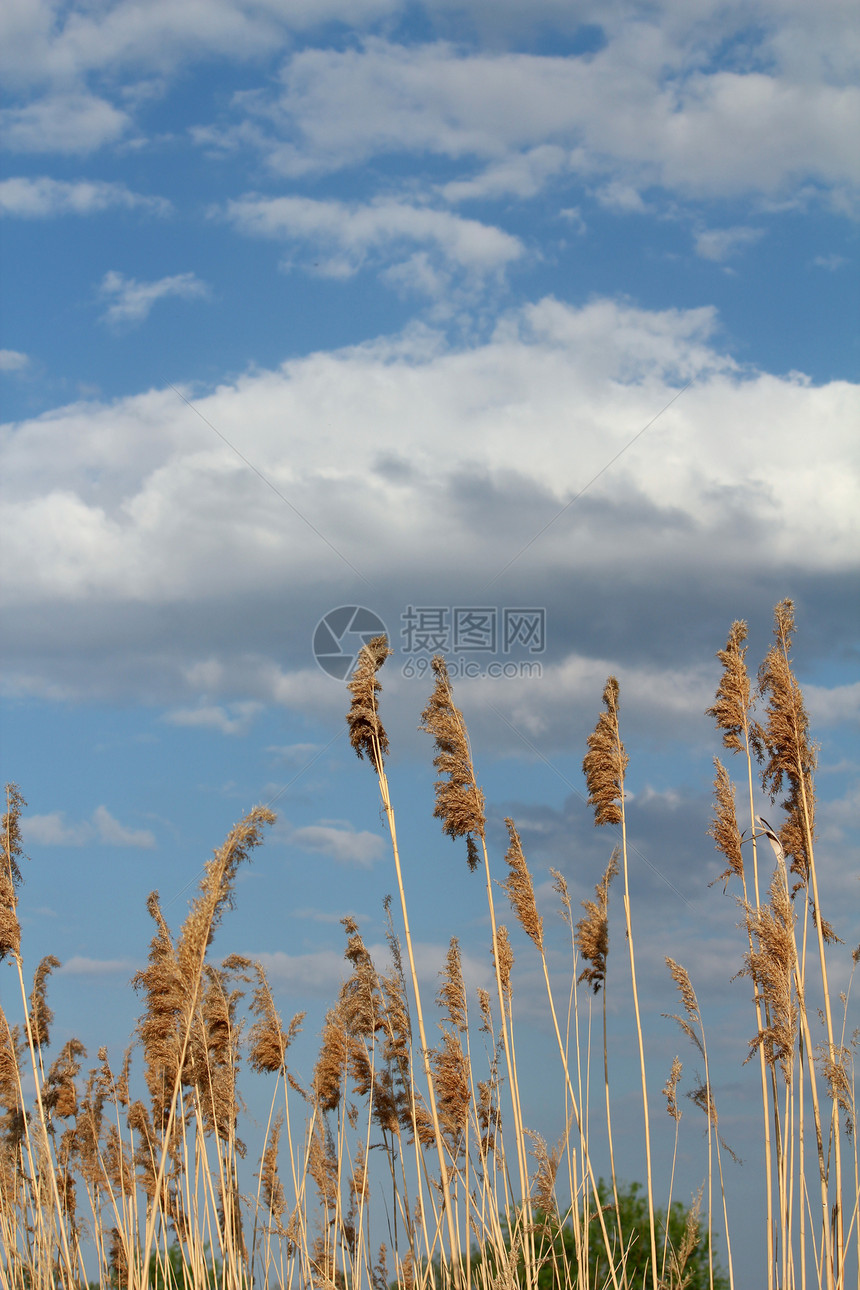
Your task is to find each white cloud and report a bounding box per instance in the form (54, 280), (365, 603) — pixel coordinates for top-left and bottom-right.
(441, 653), (719, 746)
(0, 94), (130, 153)
(409, 941), (490, 998)
(2, 0), (852, 99)
(23, 811), (92, 846)
(2, 2), (857, 212)
(0, 0), (397, 90)
(441, 145), (570, 202)
(290, 905), (371, 924)
(22, 806), (156, 847)
(91, 804), (157, 847)
(0, 176), (170, 217)
(221, 195), (523, 292)
(214, 37), (860, 203)
(163, 700), (263, 735)
(99, 269), (210, 324)
(594, 180), (649, 213)
(0, 298), (856, 721)
(58, 955), (138, 975)
(805, 681), (860, 728)
(283, 819), (386, 867)
(694, 225), (764, 262)
(254, 938), (488, 996)
(254, 948), (350, 995)
(0, 349), (29, 371)
(812, 254), (848, 271)
(558, 207), (586, 233)
(267, 743), (322, 765)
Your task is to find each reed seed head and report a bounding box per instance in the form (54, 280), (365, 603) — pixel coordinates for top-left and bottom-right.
(309, 1235), (339, 1289)
(44, 1037), (86, 1120)
(0, 1014), (25, 1160)
(663, 1055), (683, 1123)
(379, 964), (411, 1071)
(420, 655), (486, 857)
(502, 819), (543, 951)
(666, 1184), (704, 1286)
(115, 1045), (132, 1108)
(369, 1068), (399, 1136)
(437, 937), (468, 1032)
(576, 849), (618, 993)
(709, 758), (744, 888)
(177, 806), (275, 988)
(477, 987), (494, 1036)
(821, 1045), (854, 1138)
(133, 890), (184, 1126)
(666, 958), (699, 1025)
(307, 1117), (339, 1206)
(527, 1125), (566, 1220)
(217, 1168), (246, 1263)
(664, 957), (705, 1059)
(259, 1112), (287, 1229)
(28, 954), (60, 1051)
(250, 962), (304, 1073)
(757, 599), (816, 890)
(406, 1090), (436, 1148)
(313, 1006), (348, 1112)
(128, 1100), (160, 1202)
(133, 808), (274, 1128)
(339, 918), (382, 1039)
(495, 924), (514, 1006)
(550, 868), (572, 927)
(583, 677), (628, 826)
(706, 621), (761, 757)
(0, 1013), (23, 1111)
(108, 1228), (129, 1290)
(193, 962), (246, 1149)
(346, 635), (392, 772)
(689, 1080), (717, 1128)
(0, 784), (25, 962)
(477, 1075), (501, 1154)
(372, 1245), (389, 1290)
(399, 1251), (415, 1290)
(743, 864), (798, 1083)
(75, 1064), (109, 1187)
(432, 1031), (470, 1150)
(103, 1124), (134, 1193)
(55, 1128), (78, 1229)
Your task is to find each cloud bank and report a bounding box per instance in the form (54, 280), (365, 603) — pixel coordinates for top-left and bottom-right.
(23, 805), (156, 848)
(1, 296), (856, 747)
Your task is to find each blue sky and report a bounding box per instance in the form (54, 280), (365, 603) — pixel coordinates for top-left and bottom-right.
(1, 1), (858, 1282)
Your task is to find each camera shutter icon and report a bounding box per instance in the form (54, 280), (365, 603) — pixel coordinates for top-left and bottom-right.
(312, 606), (388, 680)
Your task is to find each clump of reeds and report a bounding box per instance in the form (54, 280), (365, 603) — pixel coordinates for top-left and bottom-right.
(706, 601), (855, 1290)
(0, 600), (856, 1290)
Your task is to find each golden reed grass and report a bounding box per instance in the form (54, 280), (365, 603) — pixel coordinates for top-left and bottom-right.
(1, 601), (857, 1290)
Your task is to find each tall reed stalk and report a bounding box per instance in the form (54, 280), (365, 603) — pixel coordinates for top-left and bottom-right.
(583, 677), (660, 1289)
